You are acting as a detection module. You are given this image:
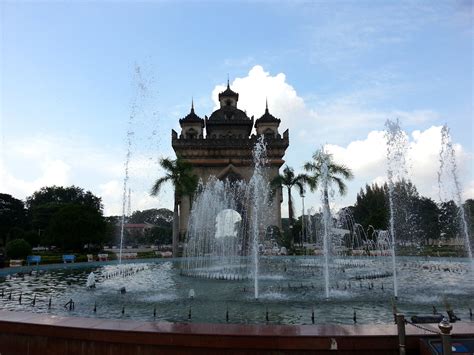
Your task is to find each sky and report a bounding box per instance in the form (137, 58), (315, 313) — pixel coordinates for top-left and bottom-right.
(1, 1), (473, 217)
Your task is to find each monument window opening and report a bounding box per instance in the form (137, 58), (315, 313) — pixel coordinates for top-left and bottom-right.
(264, 128), (274, 139)
(186, 128), (198, 139)
(215, 209), (242, 240)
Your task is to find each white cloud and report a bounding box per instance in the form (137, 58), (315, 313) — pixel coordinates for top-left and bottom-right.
(464, 181), (474, 202)
(211, 66), (440, 147)
(212, 65), (310, 130)
(2, 65), (471, 220)
(1, 158), (71, 199)
(0, 134), (172, 216)
(205, 65), (472, 217)
(326, 126), (473, 203)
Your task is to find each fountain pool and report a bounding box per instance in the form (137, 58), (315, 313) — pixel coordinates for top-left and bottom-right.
(1, 256), (472, 325)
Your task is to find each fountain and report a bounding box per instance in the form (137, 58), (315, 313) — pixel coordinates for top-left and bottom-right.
(384, 118), (410, 299)
(86, 272), (96, 288)
(320, 149), (332, 299)
(0, 114), (473, 328)
(438, 124), (473, 269)
(181, 137), (272, 299)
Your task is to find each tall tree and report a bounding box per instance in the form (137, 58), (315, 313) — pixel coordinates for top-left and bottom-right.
(150, 156), (198, 257)
(26, 186), (103, 234)
(0, 194), (28, 246)
(48, 204), (106, 250)
(463, 199), (474, 239)
(26, 186), (102, 211)
(129, 208), (173, 227)
(304, 149), (354, 213)
(439, 200), (460, 241)
(352, 184), (388, 231)
(390, 179), (420, 246)
(411, 196), (440, 245)
(25, 186), (104, 247)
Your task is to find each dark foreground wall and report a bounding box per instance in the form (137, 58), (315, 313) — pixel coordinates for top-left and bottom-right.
(0, 310), (473, 354)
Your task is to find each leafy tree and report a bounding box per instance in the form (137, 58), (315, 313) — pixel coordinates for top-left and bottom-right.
(23, 230), (40, 247)
(390, 179), (420, 246)
(351, 181), (442, 247)
(102, 216), (121, 246)
(47, 204), (106, 250)
(6, 239), (32, 259)
(26, 185), (102, 211)
(148, 226), (172, 245)
(0, 193), (28, 246)
(411, 197), (440, 245)
(129, 208), (173, 227)
(439, 200), (460, 241)
(151, 156), (198, 257)
(463, 199), (474, 240)
(7, 227), (26, 241)
(270, 166), (308, 245)
(26, 186), (103, 235)
(352, 184), (388, 231)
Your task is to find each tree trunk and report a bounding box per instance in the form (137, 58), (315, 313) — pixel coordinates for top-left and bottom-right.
(172, 197), (180, 257)
(287, 187), (293, 222)
(323, 188), (330, 216)
(287, 187), (294, 247)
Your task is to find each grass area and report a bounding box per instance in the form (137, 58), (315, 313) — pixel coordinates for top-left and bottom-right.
(398, 245), (467, 257)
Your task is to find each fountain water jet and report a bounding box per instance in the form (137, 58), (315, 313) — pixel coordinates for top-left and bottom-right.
(384, 118), (409, 299)
(438, 124), (473, 270)
(247, 137), (271, 299)
(119, 65), (151, 263)
(182, 137), (272, 299)
(320, 150), (331, 299)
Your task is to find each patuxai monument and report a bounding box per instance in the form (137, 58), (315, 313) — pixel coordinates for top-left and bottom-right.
(172, 81), (289, 241)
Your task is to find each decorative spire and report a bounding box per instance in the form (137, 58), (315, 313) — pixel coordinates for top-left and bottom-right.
(191, 97), (194, 113)
(227, 74), (230, 89)
(255, 97), (281, 125)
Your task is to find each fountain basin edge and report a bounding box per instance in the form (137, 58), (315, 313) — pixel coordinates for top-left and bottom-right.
(0, 310), (473, 354)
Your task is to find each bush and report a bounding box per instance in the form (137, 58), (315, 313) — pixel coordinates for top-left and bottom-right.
(6, 239), (32, 259)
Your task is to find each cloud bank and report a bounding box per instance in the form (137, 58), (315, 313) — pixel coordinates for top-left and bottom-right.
(1, 65), (472, 217)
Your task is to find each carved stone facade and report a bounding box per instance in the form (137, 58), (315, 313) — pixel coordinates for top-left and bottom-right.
(172, 82), (289, 240)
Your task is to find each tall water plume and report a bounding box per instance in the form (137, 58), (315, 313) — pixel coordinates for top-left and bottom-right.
(119, 65), (149, 264)
(438, 124), (473, 269)
(247, 137), (271, 299)
(181, 137), (272, 299)
(319, 149), (332, 299)
(384, 118), (409, 299)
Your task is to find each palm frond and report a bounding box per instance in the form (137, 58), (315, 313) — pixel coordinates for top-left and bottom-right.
(270, 175), (284, 190)
(330, 163), (354, 180)
(303, 162), (318, 172)
(332, 176), (348, 196)
(159, 158), (175, 172)
(294, 181), (305, 196)
(151, 176), (170, 196)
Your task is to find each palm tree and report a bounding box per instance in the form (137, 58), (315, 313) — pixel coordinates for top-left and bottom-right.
(270, 165), (308, 244)
(151, 156), (198, 257)
(303, 148), (354, 213)
(304, 148), (353, 298)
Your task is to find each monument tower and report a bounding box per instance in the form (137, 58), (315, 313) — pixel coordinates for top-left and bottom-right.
(172, 81), (289, 242)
